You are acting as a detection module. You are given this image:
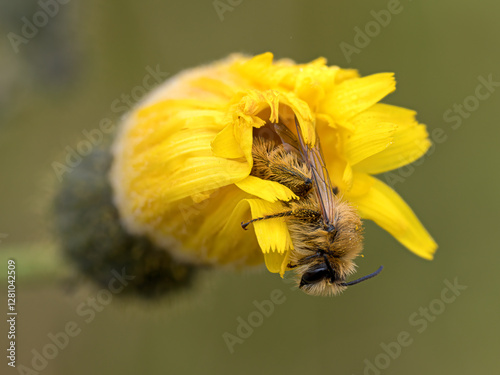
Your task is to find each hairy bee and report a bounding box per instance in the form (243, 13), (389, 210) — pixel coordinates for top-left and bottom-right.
(242, 117), (383, 296)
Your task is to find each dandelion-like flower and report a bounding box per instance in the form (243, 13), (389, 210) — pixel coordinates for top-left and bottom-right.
(111, 52), (437, 281)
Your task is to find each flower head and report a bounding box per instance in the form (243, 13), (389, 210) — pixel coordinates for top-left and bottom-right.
(111, 52), (437, 278)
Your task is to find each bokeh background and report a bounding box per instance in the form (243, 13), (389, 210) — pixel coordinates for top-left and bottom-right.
(1, 1), (499, 374)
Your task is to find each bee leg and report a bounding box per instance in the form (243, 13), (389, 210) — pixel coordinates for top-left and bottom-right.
(241, 210), (294, 230)
(241, 207), (321, 230)
(291, 209), (322, 222)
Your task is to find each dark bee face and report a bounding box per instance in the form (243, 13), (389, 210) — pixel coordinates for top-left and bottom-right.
(298, 263), (348, 296)
(299, 264), (334, 287)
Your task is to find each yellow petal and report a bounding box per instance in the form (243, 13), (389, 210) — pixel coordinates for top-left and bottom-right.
(322, 73), (396, 124)
(235, 176), (298, 202)
(188, 77), (237, 99)
(334, 68), (360, 83)
(214, 196), (291, 271)
(347, 174), (437, 259)
(233, 119), (257, 165)
(211, 192), (263, 266)
(241, 199), (293, 254)
(341, 102), (431, 174)
(166, 156), (249, 203)
(295, 75), (325, 110)
(344, 171), (375, 197)
(264, 251), (287, 274)
(314, 121), (350, 192)
(343, 122), (396, 166)
(136, 99), (222, 119)
(277, 92), (317, 146)
(350, 103), (418, 125)
(231, 52), (276, 85)
(294, 64), (338, 109)
(191, 186), (249, 245)
(354, 123), (431, 174)
(212, 124), (244, 158)
(342, 163), (354, 190)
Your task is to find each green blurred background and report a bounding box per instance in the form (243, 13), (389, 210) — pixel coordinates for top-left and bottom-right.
(1, 0), (499, 374)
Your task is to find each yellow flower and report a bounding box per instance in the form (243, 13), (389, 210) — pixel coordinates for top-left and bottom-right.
(110, 52), (437, 278)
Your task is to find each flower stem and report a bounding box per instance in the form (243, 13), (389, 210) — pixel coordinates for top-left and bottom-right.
(0, 243), (69, 285)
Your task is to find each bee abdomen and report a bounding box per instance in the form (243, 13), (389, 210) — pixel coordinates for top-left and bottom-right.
(251, 137), (312, 197)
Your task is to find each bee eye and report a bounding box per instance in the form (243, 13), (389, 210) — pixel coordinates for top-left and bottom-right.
(300, 266), (330, 287)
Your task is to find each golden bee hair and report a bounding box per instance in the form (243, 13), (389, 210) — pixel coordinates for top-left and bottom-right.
(243, 119), (383, 296)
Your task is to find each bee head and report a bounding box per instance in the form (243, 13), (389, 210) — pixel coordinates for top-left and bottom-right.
(298, 261), (348, 296)
(298, 262), (384, 296)
(299, 264), (332, 287)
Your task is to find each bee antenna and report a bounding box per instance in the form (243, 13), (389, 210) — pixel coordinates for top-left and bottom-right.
(340, 266), (384, 287)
